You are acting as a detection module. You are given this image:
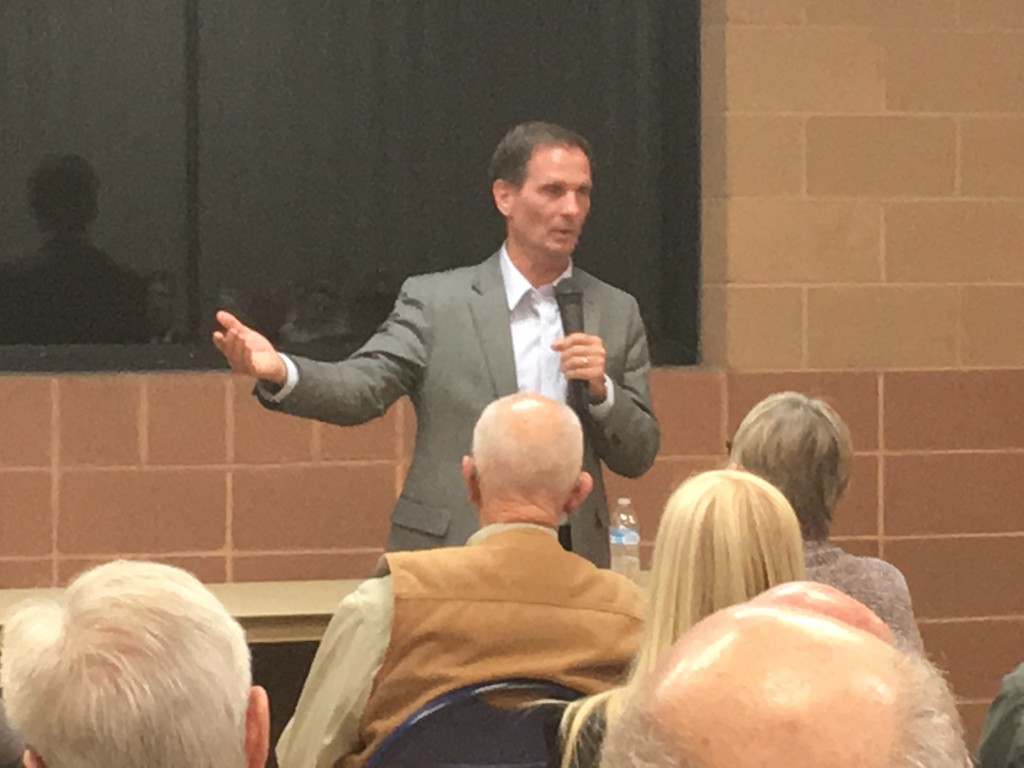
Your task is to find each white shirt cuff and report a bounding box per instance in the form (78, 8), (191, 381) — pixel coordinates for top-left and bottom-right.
(588, 375), (615, 420)
(256, 354), (299, 403)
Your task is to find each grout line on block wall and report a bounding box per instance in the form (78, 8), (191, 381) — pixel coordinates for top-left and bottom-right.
(919, 614), (1024, 625)
(232, 547), (387, 557)
(800, 288), (809, 368)
(42, 549), (233, 564)
(719, 372), (730, 451)
(877, 373), (885, 559)
(224, 376), (235, 465)
(954, 287), (964, 366)
(954, 118), (963, 196)
(878, 204), (887, 282)
(139, 378), (149, 466)
(800, 116), (808, 199)
(54, 459), (398, 473)
(728, 110), (1024, 119)
(50, 378), (60, 586)
(719, 280), (1024, 289)
(689, 365), (1024, 375)
(885, 532), (1024, 541)
(225, 471), (234, 581)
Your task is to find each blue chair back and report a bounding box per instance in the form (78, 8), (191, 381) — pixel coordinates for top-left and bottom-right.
(366, 677), (582, 768)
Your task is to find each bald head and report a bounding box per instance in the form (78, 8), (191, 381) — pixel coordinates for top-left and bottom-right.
(463, 393), (592, 525)
(601, 601), (968, 768)
(750, 581), (892, 644)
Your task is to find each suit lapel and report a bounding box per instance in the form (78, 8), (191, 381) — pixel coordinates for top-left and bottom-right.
(468, 254), (518, 398)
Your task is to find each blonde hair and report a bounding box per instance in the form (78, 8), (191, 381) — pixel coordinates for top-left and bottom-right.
(559, 469), (805, 767)
(728, 391), (853, 541)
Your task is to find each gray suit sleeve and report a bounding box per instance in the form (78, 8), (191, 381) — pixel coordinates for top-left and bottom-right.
(589, 296), (659, 478)
(267, 278), (431, 427)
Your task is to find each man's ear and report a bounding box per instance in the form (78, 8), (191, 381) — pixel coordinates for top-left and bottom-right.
(245, 686), (270, 768)
(563, 471), (594, 513)
(492, 179), (515, 217)
(461, 456), (482, 507)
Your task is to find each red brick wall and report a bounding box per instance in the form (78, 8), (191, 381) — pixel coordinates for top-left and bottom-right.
(2, 366), (1021, 742)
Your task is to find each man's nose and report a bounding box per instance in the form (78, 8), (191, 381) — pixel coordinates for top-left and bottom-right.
(561, 192), (581, 216)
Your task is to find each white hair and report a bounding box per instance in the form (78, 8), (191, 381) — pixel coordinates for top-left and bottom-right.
(891, 650), (971, 768)
(0, 560), (252, 768)
(598, 686), (685, 768)
(599, 648), (968, 768)
(471, 394), (583, 504)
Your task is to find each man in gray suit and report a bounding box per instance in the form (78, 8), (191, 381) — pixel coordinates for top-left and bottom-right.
(213, 122), (659, 566)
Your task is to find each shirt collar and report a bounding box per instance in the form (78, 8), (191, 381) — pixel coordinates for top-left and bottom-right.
(499, 243), (573, 311)
(467, 521), (559, 546)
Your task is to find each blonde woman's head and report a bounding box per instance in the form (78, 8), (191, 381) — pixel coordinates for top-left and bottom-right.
(728, 391), (853, 542)
(634, 468), (805, 677)
(559, 469), (804, 768)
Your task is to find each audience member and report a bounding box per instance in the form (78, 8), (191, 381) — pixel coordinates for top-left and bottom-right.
(748, 579), (892, 643)
(977, 660), (1024, 768)
(558, 469), (805, 768)
(276, 392), (645, 768)
(728, 390), (925, 651)
(0, 560), (269, 768)
(600, 584), (969, 768)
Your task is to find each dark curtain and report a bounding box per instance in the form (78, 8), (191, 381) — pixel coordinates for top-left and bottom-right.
(200, 0), (700, 363)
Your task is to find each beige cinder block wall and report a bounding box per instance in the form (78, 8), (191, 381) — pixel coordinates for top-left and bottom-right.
(699, 0), (1024, 744)
(701, 0), (1024, 368)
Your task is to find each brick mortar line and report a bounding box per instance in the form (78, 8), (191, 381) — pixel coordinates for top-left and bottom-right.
(723, 282), (1024, 289)
(50, 378), (60, 586)
(723, 195), (1024, 202)
(52, 459), (400, 472)
(14, 547), (386, 562)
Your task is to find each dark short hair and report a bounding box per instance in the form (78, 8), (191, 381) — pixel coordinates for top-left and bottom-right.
(28, 154), (100, 233)
(728, 392), (853, 542)
(488, 122), (591, 187)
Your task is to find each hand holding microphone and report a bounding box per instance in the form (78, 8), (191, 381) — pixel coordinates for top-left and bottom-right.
(554, 278), (608, 409)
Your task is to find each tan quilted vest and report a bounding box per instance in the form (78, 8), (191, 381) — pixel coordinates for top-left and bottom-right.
(340, 527), (644, 767)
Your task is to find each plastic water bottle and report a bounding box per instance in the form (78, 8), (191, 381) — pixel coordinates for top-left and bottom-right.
(609, 497), (641, 582)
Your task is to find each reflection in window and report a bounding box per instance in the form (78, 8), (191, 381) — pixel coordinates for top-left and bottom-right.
(0, 2), (188, 349)
(0, 1), (700, 367)
(0, 155), (155, 344)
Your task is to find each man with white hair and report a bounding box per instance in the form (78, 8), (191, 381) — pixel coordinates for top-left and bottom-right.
(277, 392), (644, 768)
(599, 584), (969, 768)
(0, 560), (269, 768)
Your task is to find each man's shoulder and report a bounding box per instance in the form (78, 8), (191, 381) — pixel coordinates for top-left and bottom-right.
(401, 254), (499, 293)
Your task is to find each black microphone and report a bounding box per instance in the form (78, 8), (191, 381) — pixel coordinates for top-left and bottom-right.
(555, 278), (589, 415)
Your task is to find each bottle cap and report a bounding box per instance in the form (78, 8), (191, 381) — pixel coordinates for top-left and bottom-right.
(617, 497), (631, 506)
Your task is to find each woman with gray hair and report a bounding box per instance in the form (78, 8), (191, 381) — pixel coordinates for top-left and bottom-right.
(728, 391), (924, 651)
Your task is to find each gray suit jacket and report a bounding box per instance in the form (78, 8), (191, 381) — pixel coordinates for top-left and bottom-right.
(266, 253), (659, 566)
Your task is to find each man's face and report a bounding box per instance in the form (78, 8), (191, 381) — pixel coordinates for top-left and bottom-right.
(493, 144), (592, 266)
